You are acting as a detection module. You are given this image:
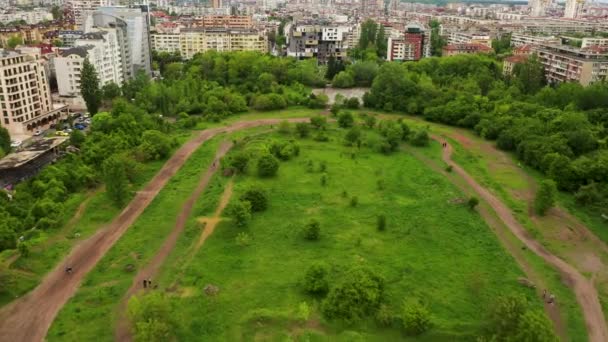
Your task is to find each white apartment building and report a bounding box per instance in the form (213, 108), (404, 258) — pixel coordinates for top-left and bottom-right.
(0, 50), (67, 137)
(448, 31), (492, 48)
(536, 44), (608, 86)
(581, 37), (608, 49)
(0, 9), (53, 25)
(151, 33), (179, 54)
(511, 33), (561, 47)
(564, 0), (585, 19)
(54, 29), (124, 98)
(70, 0), (109, 28)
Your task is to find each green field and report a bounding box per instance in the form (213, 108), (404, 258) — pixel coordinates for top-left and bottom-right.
(146, 124), (543, 340)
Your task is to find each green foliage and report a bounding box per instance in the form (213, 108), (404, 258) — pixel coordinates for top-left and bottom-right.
(534, 180), (557, 215)
(235, 232), (251, 247)
(227, 200), (252, 227)
(344, 127), (362, 146)
(138, 130), (173, 161)
(278, 120), (291, 134)
(332, 71), (355, 88)
(410, 129), (430, 147)
(239, 187), (268, 212)
(69, 129), (86, 147)
(468, 196), (479, 210)
(0, 223), (17, 251)
(350, 196), (358, 207)
(81, 58), (101, 115)
(401, 301), (432, 335)
(310, 116), (327, 130)
(101, 82), (121, 101)
(492, 34), (511, 54)
(253, 94), (287, 111)
(429, 19), (446, 56)
(0, 126), (11, 153)
(228, 151), (250, 173)
(375, 304), (393, 326)
(364, 115), (376, 129)
(322, 267), (385, 323)
(303, 219), (321, 240)
(127, 292), (175, 342)
(512, 55), (545, 95)
(308, 93), (329, 109)
(326, 55), (345, 80)
(337, 111), (354, 128)
(303, 262), (329, 294)
(484, 295), (557, 341)
(269, 140), (299, 161)
(295, 122), (310, 138)
(514, 310), (559, 342)
(7, 35), (23, 49)
(257, 153), (279, 177)
(377, 214), (386, 231)
(102, 155), (129, 207)
(345, 97), (360, 109)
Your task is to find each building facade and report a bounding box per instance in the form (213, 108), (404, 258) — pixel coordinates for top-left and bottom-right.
(386, 24), (430, 62)
(285, 23), (350, 64)
(0, 50), (67, 137)
(536, 44), (608, 86)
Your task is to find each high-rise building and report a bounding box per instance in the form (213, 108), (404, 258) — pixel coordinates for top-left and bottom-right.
(212, 0), (222, 9)
(529, 0), (551, 17)
(70, 0), (108, 28)
(387, 24), (431, 62)
(0, 50), (67, 137)
(564, 0), (585, 18)
(285, 23), (351, 64)
(88, 6), (152, 76)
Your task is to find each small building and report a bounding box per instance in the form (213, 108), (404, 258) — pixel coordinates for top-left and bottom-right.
(0, 137), (68, 187)
(442, 43), (493, 56)
(503, 54), (529, 75)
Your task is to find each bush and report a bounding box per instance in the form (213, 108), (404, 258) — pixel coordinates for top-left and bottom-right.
(332, 71), (355, 88)
(350, 196), (358, 207)
(364, 115), (376, 129)
(410, 129), (430, 147)
(322, 267), (385, 323)
(228, 151), (250, 173)
(278, 120), (291, 134)
(445, 165), (453, 172)
(139, 130), (173, 161)
(534, 180), (557, 215)
(308, 93), (329, 109)
(240, 187), (268, 212)
(345, 97), (360, 109)
(303, 262), (329, 294)
(468, 196), (479, 210)
(314, 132), (329, 142)
(227, 200), (252, 227)
(321, 174), (327, 186)
(253, 93), (287, 111)
(376, 304), (393, 327)
(69, 130), (85, 147)
(295, 122), (310, 138)
(338, 112), (354, 128)
(303, 219), (321, 240)
(310, 116), (327, 130)
(401, 301), (432, 336)
(377, 214), (386, 231)
(344, 127), (361, 146)
(257, 154), (279, 177)
(235, 232), (251, 247)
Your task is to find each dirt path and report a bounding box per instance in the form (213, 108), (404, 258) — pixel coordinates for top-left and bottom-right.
(407, 147), (567, 339)
(114, 141), (233, 342)
(194, 180), (233, 251)
(434, 136), (608, 342)
(0, 118), (309, 342)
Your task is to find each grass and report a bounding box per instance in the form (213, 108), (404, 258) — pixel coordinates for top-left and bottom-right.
(144, 125), (544, 340)
(193, 107), (326, 130)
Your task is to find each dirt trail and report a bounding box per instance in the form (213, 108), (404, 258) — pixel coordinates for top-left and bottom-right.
(195, 180), (233, 251)
(407, 147), (567, 339)
(114, 141), (233, 342)
(435, 136), (608, 342)
(0, 118), (309, 342)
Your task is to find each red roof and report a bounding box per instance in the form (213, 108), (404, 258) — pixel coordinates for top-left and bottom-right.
(504, 55), (528, 63)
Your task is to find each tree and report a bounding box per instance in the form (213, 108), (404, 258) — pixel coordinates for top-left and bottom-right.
(326, 55), (344, 80)
(322, 267), (384, 323)
(0, 223), (16, 251)
(364, 115), (376, 129)
(332, 71), (355, 88)
(534, 180), (557, 215)
(514, 310), (559, 342)
(375, 25), (387, 59)
(295, 122), (310, 138)
(101, 82), (121, 101)
(344, 127), (361, 146)
(310, 116), (327, 130)
(127, 292), (175, 342)
(0, 127), (10, 154)
(303, 219), (320, 240)
(337, 111), (354, 128)
(257, 154), (279, 177)
(227, 200), (252, 227)
(492, 34), (511, 54)
(513, 56), (545, 95)
(7, 35), (22, 49)
(81, 58), (102, 115)
(228, 151), (250, 173)
(410, 129), (430, 147)
(401, 301), (432, 336)
(429, 20), (446, 56)
(103, 155), (129, 207)
(240, 187), (268, 212)
(139, 130), (172, 161)
(487, 295), (528, 339)
(69, 129), (85, 147)
(51, 5), (63, 20)
(303, 262), (329, 294)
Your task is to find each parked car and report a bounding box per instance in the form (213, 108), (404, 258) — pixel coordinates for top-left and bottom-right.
(10, 140), (22, 147)
(55, 131), (69, 136)
(34, 130), (43, 136)
(66, 128), (73, 133)
(74, 124), (85, 130)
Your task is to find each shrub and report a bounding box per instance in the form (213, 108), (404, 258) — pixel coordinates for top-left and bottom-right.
(377, 215), (386, 231)
(345, 97), (360, 109)
(314, 132), (329, 142)
(257, 154), (279, 177)
(235, 232), (251, 247)
(228, 151), (250, 173)
(240, 187), (268, 212)
(310, 116), (327, 130)
(364, 115), (376, 129)
(344, 127), (361, 146)
(306, 160), (314, 173)
(321, 174), (327, 186)
(376, 304), (393, 327)
(350, 196), (358, 207)
(278, 120), (291, 134)
(322, 267), (385, 323)
(253, 93), (287, 111)
(410, 129), (430, 147)
(534, 180), (557, 215)
(303, 262), (329, 294)
(319, 161), (327, 172)
(468, 196), (479, 210)
(332, 71), (355, 88)
(227, 200), (252, 227)
(445, 165), (453, 172)
(303, 219), (321, 240)
(295, 122), (310, 138)
(401, 301), (432, 336)
(308, 93), (329, 109)
(338, 111), (354, 128)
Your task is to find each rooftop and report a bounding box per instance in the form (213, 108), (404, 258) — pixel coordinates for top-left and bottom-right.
(0, 138), (68, 170)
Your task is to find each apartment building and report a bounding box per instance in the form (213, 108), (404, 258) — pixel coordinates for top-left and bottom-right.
(54, 29), (124, 98)
(581, 37), (608, 49)
(193, 15), (252, 29)
(386, 24), (431, 62)
(69, 0), (108, 27)
(536, 44), (608, 86)
(443, 43), (492, 56)
(151, 33), (180, 54)
(0, 50), (68, 137)
(285, 23), (351, 64)
(564, 0), (584, 19)
(176, 28), (268, 59)
(448, 31), (492, 48)
(511, 33), (561, 47)
(0, 9), (53, 25)
(57, 31), (84, 47)
(503, 54), (528, 75)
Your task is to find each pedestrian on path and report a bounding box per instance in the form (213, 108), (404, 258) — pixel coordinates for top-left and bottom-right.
(143, 279), (147, 288)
